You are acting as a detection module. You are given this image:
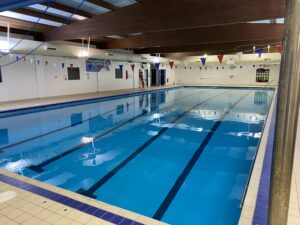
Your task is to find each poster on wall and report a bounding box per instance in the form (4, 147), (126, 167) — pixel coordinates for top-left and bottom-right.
(86, 58), (111, 72)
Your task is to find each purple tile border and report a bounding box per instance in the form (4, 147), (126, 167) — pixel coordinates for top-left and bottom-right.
(0, 173), (144, 225)
(252, 102), (277, 225)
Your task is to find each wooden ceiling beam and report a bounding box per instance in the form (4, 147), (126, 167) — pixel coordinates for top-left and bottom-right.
(13, 8), (72, 24)
(103, 24), (284, 49)
(0, 15), (53, 33)
(0, 26), (44, 41)
(47, 0), (285, 41)
(161, 47), (280, 58)
(87, 0), (119, 11)
(133, 40), (282, 54)
(40, 2), (92, 18)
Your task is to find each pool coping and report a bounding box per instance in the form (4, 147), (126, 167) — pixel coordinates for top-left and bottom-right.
(238, 89), (277, 225)
(0, 169), (168, 225)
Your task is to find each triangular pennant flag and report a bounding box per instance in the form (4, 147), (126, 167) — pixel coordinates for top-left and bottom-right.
(16, 56), (19, 61)
(130, 64), (135, 72)
(200, 57), (206, 66)
(155, 62), (160, 70)
(45, 61), (48, 66)
(88, 64), (92, 71)
(70, 63), (73, 68)
(276, 45), (283, 54)
(256, 48), (263, 58)
(98, 64), (103, 72)
(236, 52), (243, 60)
(62, 63), (65, 69)
(217, 55), (224, 64)
(37, 59), (40, 65)
(169, 61), (174, 69)
(119, 64), (123, 71)
(126, 70), (129, 79)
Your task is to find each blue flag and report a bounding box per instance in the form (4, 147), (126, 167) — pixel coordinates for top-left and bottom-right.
(200, 57), (206, 66)
(256, 48), (263, 58)
(119, 64), (123, 71)
(155, 63), (160, 70)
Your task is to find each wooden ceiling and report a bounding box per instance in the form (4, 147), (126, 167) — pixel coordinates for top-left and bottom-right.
(0, 0), (286, 56)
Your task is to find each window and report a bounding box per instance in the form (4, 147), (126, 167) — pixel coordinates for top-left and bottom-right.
(68, 67), (80, 80)
(256, 68), (270, 82)
(115, 68), (123, 79)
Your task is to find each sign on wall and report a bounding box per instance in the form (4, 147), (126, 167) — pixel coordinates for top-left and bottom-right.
(86, 58), (111, 72)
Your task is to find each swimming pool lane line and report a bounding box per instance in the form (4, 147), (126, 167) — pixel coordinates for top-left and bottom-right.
(0, 88), (194, 153)
(0, 89), (174, 153)
(27, 89), (206, 173)
(152, 90), (253, 220)
(76, 90), (230, 198)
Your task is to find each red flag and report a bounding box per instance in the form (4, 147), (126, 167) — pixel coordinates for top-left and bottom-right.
(276, 45), (283, 54)
(169, 61), (174, 69)
(70, 63), (73, 68)
(45, 61), (48, 66)
(98, 64), (103, 72)
(126, 70), (128, 79)
(130, 64), (135, 72)
(217, 55), (224, 64)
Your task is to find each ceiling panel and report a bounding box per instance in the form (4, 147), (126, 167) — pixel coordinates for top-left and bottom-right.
(57, 0), (110, 15)
(0, 11), (63, 26)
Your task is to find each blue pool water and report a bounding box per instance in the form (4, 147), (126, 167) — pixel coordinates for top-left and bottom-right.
(0, 87), (274, 225)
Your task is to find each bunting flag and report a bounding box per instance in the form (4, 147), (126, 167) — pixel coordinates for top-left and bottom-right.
(62, 63), (65, 69)
(16, 56), (19, 61)
(256, 48), (263, 58)
(217, 55), (224, 64)
(126, 70), (129, 79)
(98, 64), (103, 72)
(236, 52), (243, 60)
(45, 61), (48, 66)
(88, 64), (92, 71)
(119, 64), (123, 71)
(37, 60), (40, 65)
(276, 45), (283, 54)
(130, 64), (135, 72)
(169, 61), (174, 69)
(70, 63), (73, 68)
(155, 62), (160, 70)
(200, 57), (206, 66)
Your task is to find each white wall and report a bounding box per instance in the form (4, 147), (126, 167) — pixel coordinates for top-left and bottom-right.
(174, 63), (280, 87)
(0, 54), (156, 102)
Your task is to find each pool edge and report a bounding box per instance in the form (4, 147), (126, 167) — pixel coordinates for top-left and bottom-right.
(238, 89), (277, 225)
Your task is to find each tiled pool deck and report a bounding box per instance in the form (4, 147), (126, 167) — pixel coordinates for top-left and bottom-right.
(1, 86), (299, 225)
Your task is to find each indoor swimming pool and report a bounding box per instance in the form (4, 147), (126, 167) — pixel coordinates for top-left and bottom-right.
(0, 87), (274, 225)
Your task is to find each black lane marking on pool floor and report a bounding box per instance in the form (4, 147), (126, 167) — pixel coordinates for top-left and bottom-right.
(152, 90), (252, 220)
(28, 90), (204, 173)
(0, 174), (144, 225)
(0, 90), (168, 153)
(77, 91), (229, 198)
